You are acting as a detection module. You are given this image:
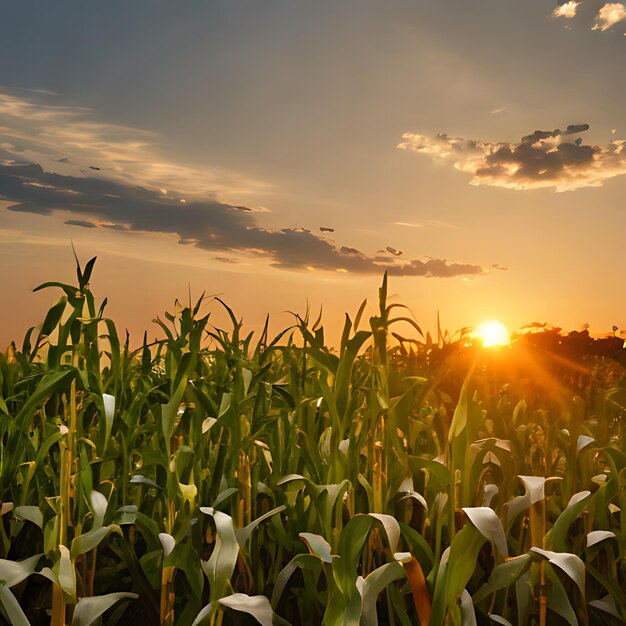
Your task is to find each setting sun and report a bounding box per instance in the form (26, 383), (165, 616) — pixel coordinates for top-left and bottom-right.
(473, 320), (511, 347)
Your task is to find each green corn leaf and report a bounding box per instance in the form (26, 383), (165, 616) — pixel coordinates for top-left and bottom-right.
(586, 530), (615, 548)
(546, 490), (593, 551)
(299, 533), (333, 564)
(360, 562), (405, 626)
(218, 594), (275, 626)
(0, 554), (42, 587)
(473, 554), (532, 604)
(462, 507), (508, 559)
(89, 490), (108, 531)
(58, 545), (76, 599)
(429, 524), (486, 625)
(545, 565), (578, 626)
(71, 525), (122, 559)
(72, 592), (138, 626)
(271, 554), (321, 608)
(235, 505), (286, 547)
(0, 585), (30, 626)
(13, 506), (43, 529)
(199, 508), (239, 601)
(164, 542), (204, 600)
(101, 393), (115, 453)
(459, 589), (476, 626)
(589, 595), (622, 620)
(530, 548), (585, 595)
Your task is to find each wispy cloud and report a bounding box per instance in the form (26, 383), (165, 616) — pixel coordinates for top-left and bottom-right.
(0, 90), (269, 203)
(393, 221), (423, 229)
(592, 2), (626, 30)
(398, 124), (626, 191)
(553, 1), (580, 19)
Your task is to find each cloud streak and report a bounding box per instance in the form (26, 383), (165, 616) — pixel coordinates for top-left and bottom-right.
(398, 124), (626, 191)
(0, 161), (485, 278)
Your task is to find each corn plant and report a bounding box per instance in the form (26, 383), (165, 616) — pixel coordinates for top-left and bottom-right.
(0, 259), (624, 625)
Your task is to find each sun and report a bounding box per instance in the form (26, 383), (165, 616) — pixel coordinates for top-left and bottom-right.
(473, 320), (511, 347)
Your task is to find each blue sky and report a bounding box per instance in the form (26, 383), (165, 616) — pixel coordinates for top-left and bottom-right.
(1, 1), (625, 343)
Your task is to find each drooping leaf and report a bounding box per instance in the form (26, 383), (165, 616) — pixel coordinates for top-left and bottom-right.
(299, 532), (333, 564)
(0, 585), (30, 626)
(589, 595), (622, 620)
(463, 507), (508, 559)
(71, 525), (122, 559)
(219, 594), (275, 626)
(159, 533), (176, 558)
(530, 548), (585, 595)
(0, 554), (42, 587)
(72, 592), (138, 626)
(586, 530), (615, 548)
(13, 506), (43, 529)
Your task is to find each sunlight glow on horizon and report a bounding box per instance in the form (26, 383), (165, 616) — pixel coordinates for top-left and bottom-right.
(473, 320), (511, 347)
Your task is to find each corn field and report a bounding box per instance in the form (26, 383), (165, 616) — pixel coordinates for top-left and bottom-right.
(0, 257), (625, 626)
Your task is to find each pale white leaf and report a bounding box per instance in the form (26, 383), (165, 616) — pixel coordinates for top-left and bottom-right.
(589, 595), (621, 619)
(219, 593), (273, 626)
(530, 548), (585, 594)
(586, 530), (615, 548)
(463, 507), (508, 559)
(483, 484), (499, 507)
(159, 533), (176, 558)
(566, 490), (591, 509)
(577, 435), (594, 452)
(460, 589), (477, 626)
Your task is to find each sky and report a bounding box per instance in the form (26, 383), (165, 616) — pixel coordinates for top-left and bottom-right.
(1, 0), (625, 347)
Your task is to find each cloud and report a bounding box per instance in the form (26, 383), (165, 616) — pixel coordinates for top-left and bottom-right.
(0, 90), (490, 278)
(0, 90), (269, 203)
(0, 161), (486, 278)
(64, 219), (97, 228)
(398, 124), (626, 191)
(592, 2), (626, 30)
(393, 221), (422, 228)
(553, 1), (580, 19)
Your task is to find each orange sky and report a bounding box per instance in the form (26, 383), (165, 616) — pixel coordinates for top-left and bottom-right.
(1, 1), (625, 347)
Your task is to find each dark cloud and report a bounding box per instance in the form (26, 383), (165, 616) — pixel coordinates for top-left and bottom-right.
(64, 219), (96, 228)
(563, 124), (590, 135)
(339, 246), (362, 255)
(386, 246), (403, 256)
(399, 124), (626, 191)
(0, 161), (485, 278)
